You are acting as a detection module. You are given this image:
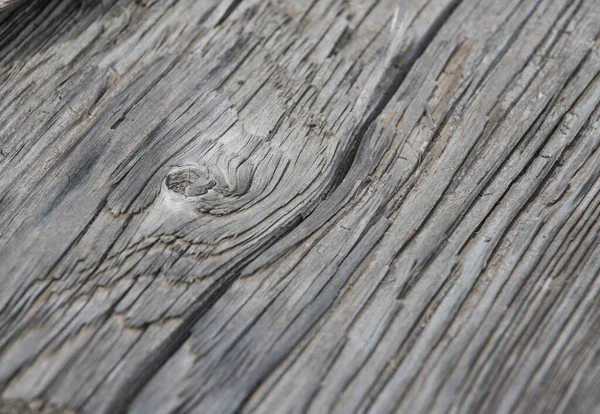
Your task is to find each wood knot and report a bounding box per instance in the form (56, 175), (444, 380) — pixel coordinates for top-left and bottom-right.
(162, 159), (256, 216)
(165, 166), (215, 197)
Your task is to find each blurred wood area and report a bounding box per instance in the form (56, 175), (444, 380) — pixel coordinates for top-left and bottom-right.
(1, 0), (600, 413)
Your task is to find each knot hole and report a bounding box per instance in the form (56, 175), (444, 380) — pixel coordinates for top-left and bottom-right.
(165, 165), (215, 197)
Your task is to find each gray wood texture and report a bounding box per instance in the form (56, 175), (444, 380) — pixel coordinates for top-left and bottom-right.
(1, 0), (600, 412)
(0, 1), (20, 10)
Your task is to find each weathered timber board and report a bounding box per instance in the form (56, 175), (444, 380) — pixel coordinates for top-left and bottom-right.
(1, 0), (600, 413)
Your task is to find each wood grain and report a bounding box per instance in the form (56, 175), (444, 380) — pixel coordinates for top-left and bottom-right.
(1, 0), (600, 413)
(0, 0), (20, 9)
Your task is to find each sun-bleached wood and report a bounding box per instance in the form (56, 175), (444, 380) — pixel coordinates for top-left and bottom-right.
(1, 0), (600, 413)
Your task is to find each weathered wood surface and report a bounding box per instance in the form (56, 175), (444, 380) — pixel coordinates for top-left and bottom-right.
(1, 0), (600, 412)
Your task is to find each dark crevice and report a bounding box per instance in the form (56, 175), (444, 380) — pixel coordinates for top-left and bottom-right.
(330, 0), (463, 192)
(215, 0), (243, 27)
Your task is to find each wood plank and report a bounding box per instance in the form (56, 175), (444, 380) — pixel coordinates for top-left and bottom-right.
(1, 0), (600, 413)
